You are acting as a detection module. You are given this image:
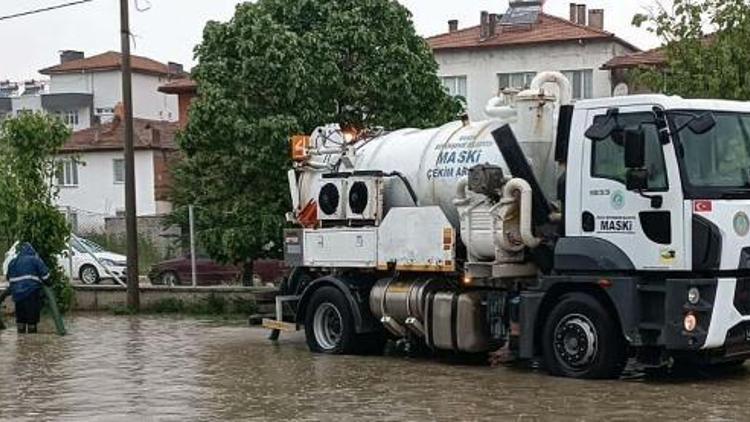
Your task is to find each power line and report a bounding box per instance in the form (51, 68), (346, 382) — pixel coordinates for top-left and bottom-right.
(0, 0), (94, 22)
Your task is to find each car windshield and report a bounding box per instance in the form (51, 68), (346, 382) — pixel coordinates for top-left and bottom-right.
(71, 237), (106, 253)
(671, 112), (750, 196)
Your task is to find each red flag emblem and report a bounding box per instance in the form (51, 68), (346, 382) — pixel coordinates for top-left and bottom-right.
(694, 200), (713, 213)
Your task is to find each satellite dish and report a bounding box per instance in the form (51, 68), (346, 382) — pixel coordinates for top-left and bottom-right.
(613, 83), (630, 97)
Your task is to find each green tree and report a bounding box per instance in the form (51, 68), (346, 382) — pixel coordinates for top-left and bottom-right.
(633, 0), (750, 99)
(171, 0), (460, 267)
(0, 114), (73, 311)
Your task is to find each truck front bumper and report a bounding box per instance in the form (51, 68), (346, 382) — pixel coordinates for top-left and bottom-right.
(702, 278), (750, 351)
(665, 277), (750, 359)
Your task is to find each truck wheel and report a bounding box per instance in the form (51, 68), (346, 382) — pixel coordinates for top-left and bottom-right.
(542, 292), (626, 379)
(305, 287), (356, 354)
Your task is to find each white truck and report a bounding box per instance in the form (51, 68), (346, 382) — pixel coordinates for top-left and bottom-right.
(264, 72), (750, 379)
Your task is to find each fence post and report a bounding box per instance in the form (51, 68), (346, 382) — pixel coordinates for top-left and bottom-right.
(189, 205), (197, 287)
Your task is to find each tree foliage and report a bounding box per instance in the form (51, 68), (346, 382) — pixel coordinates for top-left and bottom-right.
(0, 114), (73, 311)
(171, 0), (461, 265)
(633, 0), (750, 99)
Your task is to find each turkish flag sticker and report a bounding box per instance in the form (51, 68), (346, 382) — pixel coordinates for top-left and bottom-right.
(694, 200), (713, 213)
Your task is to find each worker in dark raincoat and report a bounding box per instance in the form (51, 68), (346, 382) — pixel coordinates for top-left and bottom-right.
(7, 243), (51, 334)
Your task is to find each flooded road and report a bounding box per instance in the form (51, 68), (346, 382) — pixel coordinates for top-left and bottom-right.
(1, 315), (750, 421)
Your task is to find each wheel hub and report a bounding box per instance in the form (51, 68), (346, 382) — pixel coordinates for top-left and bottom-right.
(313, 303), (343, 351)
(82, 268), (97, 284)
(554, 314), (598, 369)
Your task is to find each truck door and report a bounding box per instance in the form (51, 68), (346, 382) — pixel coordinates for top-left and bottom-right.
(575, 106), (686, 270)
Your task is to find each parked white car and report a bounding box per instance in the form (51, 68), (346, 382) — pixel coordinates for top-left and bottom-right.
(3, 235), (127, 285)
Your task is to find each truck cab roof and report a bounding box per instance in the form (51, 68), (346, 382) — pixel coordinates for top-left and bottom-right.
(575, 94), (750, 113)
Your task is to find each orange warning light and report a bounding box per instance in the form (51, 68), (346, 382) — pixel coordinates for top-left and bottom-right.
(291, 135), (310, 162)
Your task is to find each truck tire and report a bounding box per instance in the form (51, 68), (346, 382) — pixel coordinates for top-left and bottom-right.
(542, 292), (626, 379)
(305, 287), (357, 354)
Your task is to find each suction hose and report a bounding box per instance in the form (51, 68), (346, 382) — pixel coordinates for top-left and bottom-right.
(0, 288), (10, 331)
(41, 284), (67, 336)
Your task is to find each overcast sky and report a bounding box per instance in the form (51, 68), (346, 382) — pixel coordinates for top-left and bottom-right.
(0, 0), (663, 81)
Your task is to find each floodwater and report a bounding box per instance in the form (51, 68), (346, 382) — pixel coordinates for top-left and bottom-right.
(1, 316), (750, 421)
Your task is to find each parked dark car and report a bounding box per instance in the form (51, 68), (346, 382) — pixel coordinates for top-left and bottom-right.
(149, 255), (239, 286)
(149, 256), (288, 286)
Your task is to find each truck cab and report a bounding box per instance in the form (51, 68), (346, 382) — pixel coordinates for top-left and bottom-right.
(551, 95), (750, 361)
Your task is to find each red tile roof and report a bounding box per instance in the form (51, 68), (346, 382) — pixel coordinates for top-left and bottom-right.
(61, 118), (179, 153)
(427, 13), (639, 52)
(40, 51), (172, 76)
(158, 78), (198, 94)
(602, 48), (666, 69)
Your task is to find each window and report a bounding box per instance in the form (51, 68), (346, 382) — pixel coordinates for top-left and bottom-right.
(113, 158), (125, 184)
(16, 109), (32, 116)
(498, 72), (537, 91)
(57, 110), (79, 127)
(56, 160), (79, 187)
(590, 112), (668, 191)
(562, 69), (594, 100)
(440, 76), (467, 98)
(673, 112), (750, 191)
(96, 107), (115, 116)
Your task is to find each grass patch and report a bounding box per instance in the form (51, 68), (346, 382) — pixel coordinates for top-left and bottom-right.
(111, 294), (259, 317)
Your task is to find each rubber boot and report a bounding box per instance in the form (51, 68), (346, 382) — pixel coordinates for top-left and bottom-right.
(26, 325), (37, 334)
(17, 323), (26, 334)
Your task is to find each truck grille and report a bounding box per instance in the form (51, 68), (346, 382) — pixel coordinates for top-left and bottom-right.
(734, 279), (750, 316)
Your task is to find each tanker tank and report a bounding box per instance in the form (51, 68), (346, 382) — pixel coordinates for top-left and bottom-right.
(296, 72), (571, 229)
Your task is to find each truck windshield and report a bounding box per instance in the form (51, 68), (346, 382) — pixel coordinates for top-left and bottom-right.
(671, 111), (750, 198)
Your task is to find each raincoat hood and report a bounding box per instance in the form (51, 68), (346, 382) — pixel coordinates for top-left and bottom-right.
(19, 243), (36, 257)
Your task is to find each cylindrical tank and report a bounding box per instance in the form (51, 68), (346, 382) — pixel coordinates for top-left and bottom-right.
(298, 73), (567, 229)
(369, 278), (439, 322)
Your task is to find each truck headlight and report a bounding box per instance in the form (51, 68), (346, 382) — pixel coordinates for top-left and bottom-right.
(684, 313), (698, 332)
(688, 287), (701, 305)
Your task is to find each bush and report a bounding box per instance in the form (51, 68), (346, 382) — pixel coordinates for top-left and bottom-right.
(0, 114), (73, 311)
(119, 294), (259, 316)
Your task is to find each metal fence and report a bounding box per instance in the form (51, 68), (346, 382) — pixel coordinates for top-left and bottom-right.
(57, 205), (285, 288)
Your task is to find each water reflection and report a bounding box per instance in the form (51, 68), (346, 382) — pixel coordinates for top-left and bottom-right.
(0, 315), (749, 421)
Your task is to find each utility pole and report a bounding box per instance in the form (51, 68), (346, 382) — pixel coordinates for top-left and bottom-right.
(120, 0), (140, 310)
(189, 205), (197, 287)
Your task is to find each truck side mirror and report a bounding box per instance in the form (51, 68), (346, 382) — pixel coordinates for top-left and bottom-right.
(624, 128), (646, 169)
(688, 113), (716, 135)
(626, 168), (649, 191)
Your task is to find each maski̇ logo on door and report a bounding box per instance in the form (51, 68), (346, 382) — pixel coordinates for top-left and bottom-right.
(610, 190), (625, 210)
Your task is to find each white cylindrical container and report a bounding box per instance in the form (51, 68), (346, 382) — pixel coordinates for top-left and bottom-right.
(297, 73), (568, 230)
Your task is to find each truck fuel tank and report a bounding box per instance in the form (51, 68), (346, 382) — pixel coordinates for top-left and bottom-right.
(425, 291), (490, 354)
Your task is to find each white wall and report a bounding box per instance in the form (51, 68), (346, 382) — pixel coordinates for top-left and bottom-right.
(48, 71), (179, 124)
(55, 150), (158, 232)
(132, 73), (178, 122)
(10, 95), (43, 114)
(435, 40), (634, 120)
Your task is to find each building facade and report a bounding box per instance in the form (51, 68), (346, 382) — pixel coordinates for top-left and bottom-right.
(0, 50), (188, 232)
(1, 50), (182, 130)
(427, 3), (639, 120)
(55, 118), (179, 233)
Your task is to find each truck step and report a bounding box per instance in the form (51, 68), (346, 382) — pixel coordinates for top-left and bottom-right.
(262, 319), (299, 332)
